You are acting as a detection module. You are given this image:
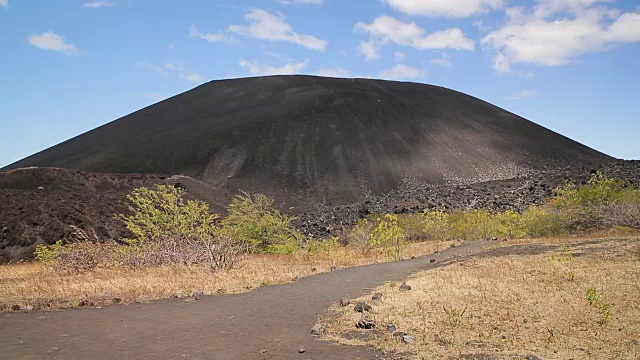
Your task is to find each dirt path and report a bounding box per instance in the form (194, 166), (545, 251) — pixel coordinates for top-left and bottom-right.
(0, 241), (487, 360)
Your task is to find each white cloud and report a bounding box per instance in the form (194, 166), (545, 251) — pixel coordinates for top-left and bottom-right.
(145, 93), (167, 102)
(189, 25), (226, 43)
(491, 52), (511, 73)
(240, 59), (308, 76)
(229, 9), (327, 51)
(483, 1), (640, 71)
(520, 71), (535, 79)
(0, 0), (8, 8)
(394, 51), (405, 61)
(358, 41), (380, 61)
(354, 16), (474, 60)
(81, 1), (114, 8)
(28, 31), (77, 55)
(317, 67), (350, 77)
(379, 64), (425, 80)
(506, 89), (539, 100)
(139, 61), (204, 83)
(430, 53), (453, 67)
(180, 72), (204, 83)
(263, 51), (294, 62)
(383, 0), (504, 18)
(278, 0), (323, 4)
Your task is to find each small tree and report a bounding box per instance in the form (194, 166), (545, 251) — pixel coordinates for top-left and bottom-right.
(371, 214), (406, 261)
(346, 219), (376, 255)
(118, 185), (243, 271)
(222, 191), (301, 254)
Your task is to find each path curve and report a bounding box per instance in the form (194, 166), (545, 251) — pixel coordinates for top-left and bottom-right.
(0, 241), (487, 360)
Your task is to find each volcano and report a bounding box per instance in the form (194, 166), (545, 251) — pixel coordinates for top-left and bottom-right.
(1, 75), (612, 209)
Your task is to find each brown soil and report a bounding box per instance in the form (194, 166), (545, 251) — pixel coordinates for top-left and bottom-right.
(0, 239), (488, 360)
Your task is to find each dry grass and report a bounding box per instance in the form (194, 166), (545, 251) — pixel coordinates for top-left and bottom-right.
(0, 240), (456, 312)
(323, 236), (640, 360)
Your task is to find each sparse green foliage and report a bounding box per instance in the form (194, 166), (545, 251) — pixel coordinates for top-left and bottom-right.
(550, 244), (575, 281)
(371, 214), (406, 261)
(117, 184), (244, 271)
(421, 209), (452, 240)
(553, 173), (640, 230)
(346, 219), (376, 255)
(406, 174), (638, 241)
(34, 240), (113, 274)
(519, 206), (569, 238)
(119, 185), (218, 244)
(222, 191), (301, 254)
(586, 287), (613, 323)
(35, 185), (247, 273)
(34, 240), (65, 264)
(586, 287), (599, 305)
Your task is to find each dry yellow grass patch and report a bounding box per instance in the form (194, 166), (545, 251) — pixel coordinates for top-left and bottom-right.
(323, 237), (640, 360)
(0, 240), (456, 311)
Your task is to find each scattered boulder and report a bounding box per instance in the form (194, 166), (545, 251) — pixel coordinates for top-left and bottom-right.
(311, 323), (323, 336)
(354, 302), (372, 313)
(11, 304), (20, 311)
(387, 324), (397, 333)
(356, 317), (376, 329)
(136, 295), (150, 303)
(393, 331), (407, 339)
(24, 305), (34, 312)
(399, 282), (412, 291)
(192, 291), (204, 300)
(298, 346), (306, 354)
(330, 266), (337, 271)
(525, 356), (541, 360)
(372, 293), (383, 301)
(112, 298), (122, 304)
(430, 258), (436, 264)
(402, 335), (416, 344)
(339, 298), (351, 307)
(259, 349), (268, 354)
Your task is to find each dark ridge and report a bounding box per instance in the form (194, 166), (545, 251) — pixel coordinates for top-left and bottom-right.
(2, 75), (613, 210)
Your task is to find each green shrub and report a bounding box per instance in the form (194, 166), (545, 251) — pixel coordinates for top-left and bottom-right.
(222, 191), (302, 254)
(34, 240), (113, 274)
(34, 240), (66, 264)
(553, 173), (640, 230)
(118, 185), (219, 244)
(397, 214), (431, 241)
(119, 185), (246, 270)
(421, 209), (452, 240)
(345, 218), (376, 255)
(585, 287), (613, 323)
(586, 287), (600, 305)
(371, 214), (406, 261)
(520, 206), (570, 238)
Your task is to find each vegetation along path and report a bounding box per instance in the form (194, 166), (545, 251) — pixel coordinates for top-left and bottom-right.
(0, 241), (490, 360)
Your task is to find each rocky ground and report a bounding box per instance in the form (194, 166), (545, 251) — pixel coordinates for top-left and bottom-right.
(1, 160), (638, 263)
(0, 168), (230, 263)
(295, 160), (640, 238)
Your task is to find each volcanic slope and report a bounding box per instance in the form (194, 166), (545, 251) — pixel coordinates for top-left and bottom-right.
(2, 75), (612, 209)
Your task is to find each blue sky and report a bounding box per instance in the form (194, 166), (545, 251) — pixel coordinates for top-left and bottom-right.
(1, 0), (639, 168)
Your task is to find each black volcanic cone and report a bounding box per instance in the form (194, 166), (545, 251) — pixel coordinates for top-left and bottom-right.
(2, 75), (612, 208)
